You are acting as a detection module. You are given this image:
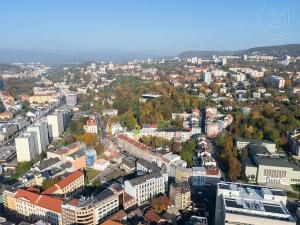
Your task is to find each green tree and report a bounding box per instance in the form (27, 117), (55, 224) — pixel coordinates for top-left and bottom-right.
(119, 111), (137, 130)
(180, 139), (196, 166)
(41, 177), (60, 191)
(11, 161), (33, 179)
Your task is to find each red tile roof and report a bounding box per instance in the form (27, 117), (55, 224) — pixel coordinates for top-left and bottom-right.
(145, 209), (165, 224)
(100, 219), (123, 225)
(36, 195), (63, 213)
(15, 189), (63, 213)
(86, 118), (97, 126)
(205, 167), (219, 175)
(110, 210), (127, 222)
(15, 189), (40, 204)
(42, 170), (84, 195)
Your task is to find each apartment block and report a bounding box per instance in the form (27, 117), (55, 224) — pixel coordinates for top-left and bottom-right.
(15, 132), (36, 162)
(3, 188), (63, 225)
(27, 121), (49, 155)
(169, 182), (191, 210)
(124, 171), (167, 205)
(47, 112), (64, 138)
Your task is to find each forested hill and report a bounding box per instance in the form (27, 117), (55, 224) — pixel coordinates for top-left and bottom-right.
(178, 44), (300, 58)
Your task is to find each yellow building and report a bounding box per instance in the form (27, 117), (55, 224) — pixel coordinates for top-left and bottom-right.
(29, 95), (54, 104)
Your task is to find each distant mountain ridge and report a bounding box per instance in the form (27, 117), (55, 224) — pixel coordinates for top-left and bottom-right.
(178, 44), (300, 58)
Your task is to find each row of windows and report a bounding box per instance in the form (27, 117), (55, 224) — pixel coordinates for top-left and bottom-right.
(291, 178), (300, 183)
(263, 169), (287, 178)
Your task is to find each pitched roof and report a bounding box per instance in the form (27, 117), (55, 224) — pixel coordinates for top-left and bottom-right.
(15, 189), (63, 213)
(100, 219), (123, 225)
(145, 209), (165, 224)
(15, 189), (40, 204)
(42, 170), (84, 195)
(35, 195), (63, 213)
(110, 210), (127, 222)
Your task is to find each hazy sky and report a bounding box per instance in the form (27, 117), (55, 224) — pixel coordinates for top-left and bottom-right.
(0, 0), (299, 55)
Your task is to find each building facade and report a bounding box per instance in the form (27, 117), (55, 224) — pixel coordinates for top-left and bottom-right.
(16, 132), (36, 162)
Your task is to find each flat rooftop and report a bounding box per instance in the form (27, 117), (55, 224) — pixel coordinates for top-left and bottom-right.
(255, 155), (300, 171)
(218, 182), (294, 222)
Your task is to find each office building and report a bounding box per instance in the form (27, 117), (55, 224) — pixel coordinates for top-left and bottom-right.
(62, 184), (123, 225)
(215, 182), (295, 225)
(15, 132), (36, 162)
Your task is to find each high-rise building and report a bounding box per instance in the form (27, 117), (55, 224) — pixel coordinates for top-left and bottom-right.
(27, 121), (49, 155)
(15, 132), (36, 162)
(57, 108), (72, 129)
(47, 112), (64, 138)
(204, 72), (211, 85)
(222, 58), (227, 66)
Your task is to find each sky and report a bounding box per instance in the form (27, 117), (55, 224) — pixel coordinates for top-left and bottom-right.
(0, 0), (299, 55)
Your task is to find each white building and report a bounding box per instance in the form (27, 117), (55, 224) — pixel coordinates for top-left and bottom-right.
(65, 93), (77, 106)
(93, 159), (109, 171)
(47, 112), (64, 138)
(124, 171), (167, 205)
(83, 118), (98, 134)
(27, 121), (49, 154)
(215, 182), (295, 225)
(222, 58), (227, 66)
(236, 138), (276, 154)
(16, 132), (36, 162)
(204, 72), (211, 85)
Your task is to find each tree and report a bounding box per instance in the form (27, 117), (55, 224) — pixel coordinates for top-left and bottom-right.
(171, 116), (183, 127)
(95, 143), (104, 157)
(139, 136), (169, 148)
(180, 139), (196, 166)
(41, 177), (60, 191)
(228, 155), (241, 181)
(170, 141), (181, 153)
(77, 133), (98, 147)
(119, 111), (137, 130)
(150, 196), (170, 212)
(224, 135), (233, 152)
(11, 161), (33, 179)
